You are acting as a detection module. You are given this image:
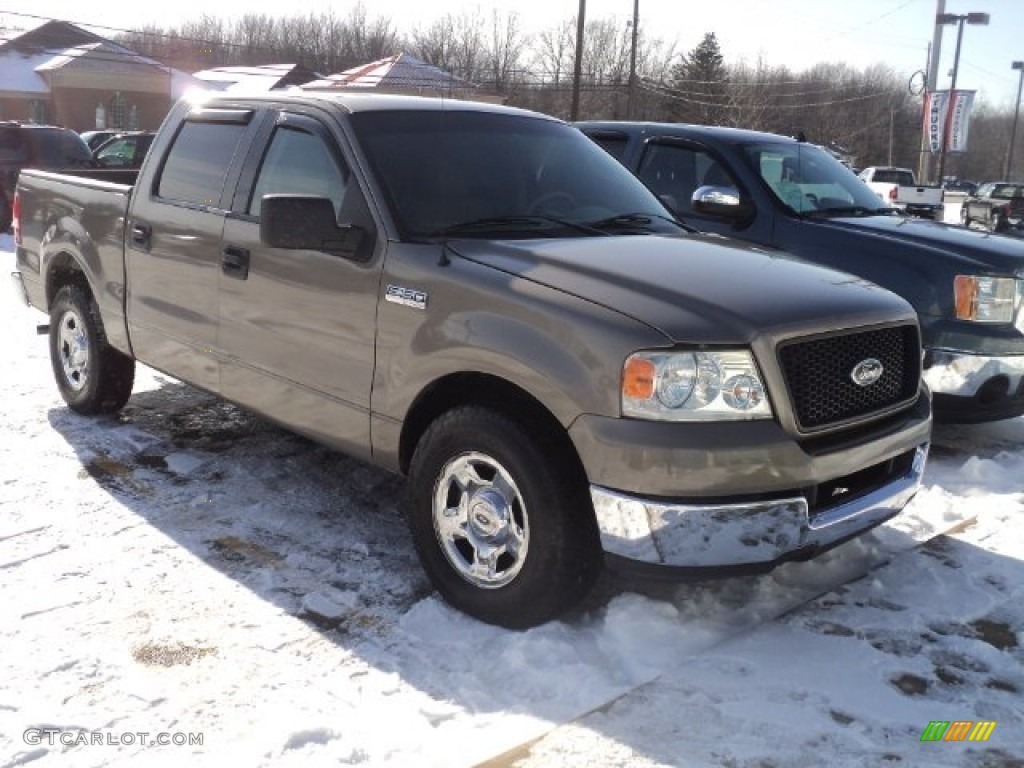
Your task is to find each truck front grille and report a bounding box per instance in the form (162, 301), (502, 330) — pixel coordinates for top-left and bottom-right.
(778, 324), (921, 431)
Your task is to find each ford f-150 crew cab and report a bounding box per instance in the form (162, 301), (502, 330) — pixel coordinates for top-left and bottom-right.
(11, 91), (930, 628)
(578, 121), (1024, 423)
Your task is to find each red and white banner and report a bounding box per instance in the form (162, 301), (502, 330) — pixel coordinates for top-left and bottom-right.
(923, 90), (949, 154)
(922, 89), (976, 154)
(946, 90), (975, 154)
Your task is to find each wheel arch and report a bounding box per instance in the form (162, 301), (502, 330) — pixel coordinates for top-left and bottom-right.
(397, 372), (588, 486)
(45, 250), (92, 308)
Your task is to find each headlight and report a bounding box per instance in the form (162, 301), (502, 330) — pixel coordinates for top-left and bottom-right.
(953, 275), (1018, 324)
(622, 350), (773, 421)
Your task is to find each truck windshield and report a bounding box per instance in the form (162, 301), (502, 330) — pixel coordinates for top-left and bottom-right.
(350, 110), (681, 240)
(743, 142), (891, 216)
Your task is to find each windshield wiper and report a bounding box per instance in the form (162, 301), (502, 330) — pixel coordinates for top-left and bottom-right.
(584, 212), (686, 233)
(804, 205), (897, 218)
(428, 215), (607, 237)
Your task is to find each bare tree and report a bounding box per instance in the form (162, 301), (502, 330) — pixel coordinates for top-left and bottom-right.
(533, 19), (576, 85)
(410, 12), (486, 77)
(483, 10), (527, 91)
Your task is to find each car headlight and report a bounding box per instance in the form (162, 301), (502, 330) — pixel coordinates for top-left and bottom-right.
(953, 275), (1019, 324)
(622, 350), (773, 421)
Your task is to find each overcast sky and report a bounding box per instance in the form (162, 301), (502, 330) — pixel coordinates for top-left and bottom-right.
(2, 0), (1023, 107)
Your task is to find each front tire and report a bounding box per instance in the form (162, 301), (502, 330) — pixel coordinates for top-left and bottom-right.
(989, 212), (1006, 233)
(49, 283), (135, 414)
(406, 406), (602, 629)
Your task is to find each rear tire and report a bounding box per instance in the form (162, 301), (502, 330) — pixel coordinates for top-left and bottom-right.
(989, 212), (1006, 233)
(406, 405), (602, 629)
(49, 283), (135, 414)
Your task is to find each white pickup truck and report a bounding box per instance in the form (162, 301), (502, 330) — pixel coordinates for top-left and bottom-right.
(858, 166), (944, 220)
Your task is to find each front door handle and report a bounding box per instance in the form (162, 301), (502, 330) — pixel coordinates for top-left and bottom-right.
(130, 221), (152, 250)
(221, 245), (250, 280)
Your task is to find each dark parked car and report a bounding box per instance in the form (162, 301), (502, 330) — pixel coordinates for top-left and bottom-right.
(79, 130), (120, 152)
(577, 120), (1024, 423)
(90, 131), (156, 169)
(1, 121), (92, 231)
(960, 181), (1024, 232)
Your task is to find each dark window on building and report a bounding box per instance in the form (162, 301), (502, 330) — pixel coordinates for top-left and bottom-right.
(157, 121), (247, 206)
(28, 100), (48, 124)
(108, 93), (125, 130)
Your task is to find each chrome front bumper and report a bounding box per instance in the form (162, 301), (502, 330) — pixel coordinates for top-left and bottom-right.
(592, 443), (928, 568)
(923, 349), (1024, 397)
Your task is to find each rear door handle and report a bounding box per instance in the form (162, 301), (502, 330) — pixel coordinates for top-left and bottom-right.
(221, 245), (250, 280)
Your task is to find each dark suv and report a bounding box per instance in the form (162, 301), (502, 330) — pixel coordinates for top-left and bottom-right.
(1, 122), (93, 231)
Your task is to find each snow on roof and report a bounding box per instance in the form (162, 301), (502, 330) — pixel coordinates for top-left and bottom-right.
(302, 53), (477, 93)
(192, 64), (321, 92)
(0, 49), (52, 94)
(0, 20), (202, 100)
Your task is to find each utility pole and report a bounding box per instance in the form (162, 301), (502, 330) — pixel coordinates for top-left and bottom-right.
(570, 0), (586, 121)
(626, 0), (639, 118)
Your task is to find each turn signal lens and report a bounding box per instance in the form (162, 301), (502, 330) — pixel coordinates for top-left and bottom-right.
(623, 356), (655, 399)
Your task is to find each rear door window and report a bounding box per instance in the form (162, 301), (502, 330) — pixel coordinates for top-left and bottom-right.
(157, 120), (249, 206)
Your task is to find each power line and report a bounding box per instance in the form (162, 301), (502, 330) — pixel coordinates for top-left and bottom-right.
(640, 79), (896, 111)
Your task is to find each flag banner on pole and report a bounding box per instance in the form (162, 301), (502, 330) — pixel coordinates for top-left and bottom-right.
(947, 90), (976, 154)
(923, 90), (949, 154)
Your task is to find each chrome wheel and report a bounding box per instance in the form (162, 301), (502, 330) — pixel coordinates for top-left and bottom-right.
(432, 451), (529, 589)
(57, 308), (90, 392)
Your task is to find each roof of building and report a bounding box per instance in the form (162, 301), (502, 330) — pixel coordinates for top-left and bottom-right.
(301, 53), (477, 94)
(191, 63), (323, 92)
(0, 20), (203, 99)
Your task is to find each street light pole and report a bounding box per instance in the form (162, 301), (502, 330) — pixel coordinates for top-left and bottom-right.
(1006, 61), (1024, 179)
(935, 11), (989, 184)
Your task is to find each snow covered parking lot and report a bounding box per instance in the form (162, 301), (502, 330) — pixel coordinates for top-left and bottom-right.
(1, 233), (1022, 767)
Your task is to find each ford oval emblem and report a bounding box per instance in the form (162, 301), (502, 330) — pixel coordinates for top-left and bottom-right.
(851, 358), (884, 387)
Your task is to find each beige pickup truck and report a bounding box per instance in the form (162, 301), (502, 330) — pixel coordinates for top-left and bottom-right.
(11, 91), (930, 627)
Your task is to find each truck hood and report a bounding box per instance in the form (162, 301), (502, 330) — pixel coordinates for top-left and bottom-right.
(819, 214), (1024, 273)
(449, 233), (914, 345)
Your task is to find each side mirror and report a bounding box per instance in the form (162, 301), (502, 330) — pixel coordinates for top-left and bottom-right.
(691, 185), (754, 220)
(260, 195), (364, 255)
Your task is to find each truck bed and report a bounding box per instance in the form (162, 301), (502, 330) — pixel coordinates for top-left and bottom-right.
(15, 168), (136, 354)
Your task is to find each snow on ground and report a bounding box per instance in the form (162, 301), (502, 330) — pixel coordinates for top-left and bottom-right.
(1, 228), (1022, 768)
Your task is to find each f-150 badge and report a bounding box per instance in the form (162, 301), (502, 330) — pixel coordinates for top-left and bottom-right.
(385, 284), (428, 310)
